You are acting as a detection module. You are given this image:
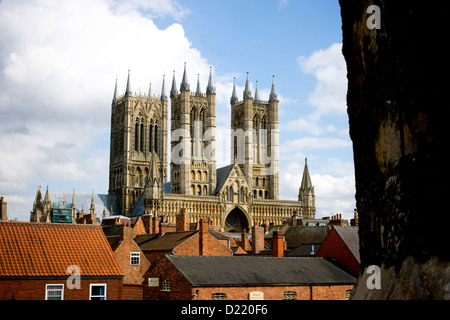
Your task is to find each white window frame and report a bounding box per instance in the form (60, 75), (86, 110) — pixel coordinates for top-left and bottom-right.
(45, 284), (64, 300)
(89, 283), (107, 300)
(161, 280), (171, 292)
(130, 252), (141, 266)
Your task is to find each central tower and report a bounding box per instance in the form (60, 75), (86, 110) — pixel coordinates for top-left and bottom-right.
(170, 64), (217, 196)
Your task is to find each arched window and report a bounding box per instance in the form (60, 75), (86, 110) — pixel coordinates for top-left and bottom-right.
(135, 121), (139, 151)
(197, 185), (201, 196)
(203, 185), (207, 196)
(259, 190), (263, 199)
(140, 123), (144, 152)
(154, 124), (158, 153)
(265, 190), (269, 199)
(149, 123), (153, 152)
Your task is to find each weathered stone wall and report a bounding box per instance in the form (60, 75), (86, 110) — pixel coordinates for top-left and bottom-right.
(339, 0), (448, 299)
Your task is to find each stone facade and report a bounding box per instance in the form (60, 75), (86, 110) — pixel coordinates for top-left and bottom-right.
(108, 64), (315, 232)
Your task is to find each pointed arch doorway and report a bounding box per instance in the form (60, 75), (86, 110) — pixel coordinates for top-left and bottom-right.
(224, 207), (250, 232)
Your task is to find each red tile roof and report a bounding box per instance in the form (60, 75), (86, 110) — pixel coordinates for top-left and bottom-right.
(0, 221), (123, 278)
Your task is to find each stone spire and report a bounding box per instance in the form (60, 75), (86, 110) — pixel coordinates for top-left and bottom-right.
(206, 66), (216, 94)
(180, 62), (190, 91)
(298, 157), (315, 218)
(125, 70), (132, 97)
(90, 190), (95, 214)
(300, 158), (313, 190)
(112, 78), (119, 104)
(269, 75), (278, 102)
(230, 77), (239, 104)
(195, 74), (202, 95)
(161, 74), (168, 101)
(243, 72), (252, 99)
(254, 81), (260, 102)
(148, 82), (152, 97)
(170, 70), (178, 98)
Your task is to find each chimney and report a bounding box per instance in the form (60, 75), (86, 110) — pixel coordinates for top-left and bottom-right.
(200, 219), (210, 255)
(122, 222), (133, 241)
(251, 225), (264, 254)
(176, 209), (190, 232)
(330, 213), (345, 226)
(0, 197), (7, 221)
(272, 231), (285, 257)
(350, 209), (359, 226)
(241, 229), (250, 251)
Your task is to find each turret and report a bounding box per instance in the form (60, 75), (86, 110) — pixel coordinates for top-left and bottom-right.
(125, 70), (132, 97)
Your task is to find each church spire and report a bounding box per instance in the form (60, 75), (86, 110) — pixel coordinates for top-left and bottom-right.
(206, 66), (216, 94)
(300, 158), (313, 190)
(254, 81), (260, 102)
(180, 62), (190, 91)
(112, 78), (119, 104)
(125, 70), (132, 97)
(161, 74), (168, 101)
(170, 70), (178, 98)
(148, 82), (152, 97)
(243, 72), (252, 99)
(195, 74), (202, 95)
(269, 75), (278, 101)
(230, 77), (239, 104)
(90, 190), (95, 214)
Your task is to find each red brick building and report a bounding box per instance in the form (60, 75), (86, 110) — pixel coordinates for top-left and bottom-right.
(102, 222), (151, 300)
(144, 255), (356, 300)
(0, 221), (123, 300)
(135, 218), (233, 268)
(316, 226), (360, 274)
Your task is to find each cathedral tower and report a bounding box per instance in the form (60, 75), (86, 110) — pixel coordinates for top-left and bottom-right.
(170, 64), (217, 196)
(109, 70), (168, 216)
(230, 74), (279, 200)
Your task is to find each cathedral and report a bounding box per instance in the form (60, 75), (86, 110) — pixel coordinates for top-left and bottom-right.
(31, 64), (315, 232)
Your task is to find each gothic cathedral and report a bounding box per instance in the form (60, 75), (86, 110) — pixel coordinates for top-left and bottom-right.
(107, 64), (315, 232)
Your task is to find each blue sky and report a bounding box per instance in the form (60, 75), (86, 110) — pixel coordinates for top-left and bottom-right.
(0, 0), (355, 221)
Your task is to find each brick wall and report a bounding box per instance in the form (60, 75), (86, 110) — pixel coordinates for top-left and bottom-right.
(144, 256), (354, 301)
(0, 278), (122, 300)
(316, 228), (360, 274)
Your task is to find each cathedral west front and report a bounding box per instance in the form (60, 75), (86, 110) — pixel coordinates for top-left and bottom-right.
(108, 64), (315, 232)
(31, 63), (315, 232)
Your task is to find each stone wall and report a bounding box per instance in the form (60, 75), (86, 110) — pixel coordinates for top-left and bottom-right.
(339, 0), (448, 299)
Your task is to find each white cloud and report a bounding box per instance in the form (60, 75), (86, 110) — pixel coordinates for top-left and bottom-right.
(297, 42), (347, 116)
(0, 0), (209, 220)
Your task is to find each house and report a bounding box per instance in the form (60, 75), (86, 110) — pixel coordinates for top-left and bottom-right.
(0, 221), (123, 300)
(135, 217), (233, 268)
(316, 226), (360, 274)
(144, 255), (356, 300)
(102, 221), (151, 300)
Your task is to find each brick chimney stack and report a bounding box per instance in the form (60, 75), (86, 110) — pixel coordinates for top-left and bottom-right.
(200, 219), (211, 255)
(0, 197), (7, 221)
(329, 213), (345, 226)
(272, 231), (285, 257)
(176, 209), (190, 232)
(241, 229), (250, 252)
(122, 221), (133, 241)
(251, 225), (264, 254)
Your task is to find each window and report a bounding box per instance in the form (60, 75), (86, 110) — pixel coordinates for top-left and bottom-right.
(90, 284), (107, 300)
(345, 289), (352, 300)
(130, 252), (140, 265)
(45, 284), (64, 300)
(212, 293), (226, 300)
(162, 280), (171, 292)
(284, 291), (297, 300)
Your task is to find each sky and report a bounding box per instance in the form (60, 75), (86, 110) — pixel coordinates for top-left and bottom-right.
(0, 0), (355, 222)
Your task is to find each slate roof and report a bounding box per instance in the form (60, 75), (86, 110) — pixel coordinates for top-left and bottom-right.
(49, 192), (120, 218)
(282, 226), (330, 248)
(134, 231), (198, 251)
(333, 226), (360, 263)
(0, 221), (123, 278)
(164, 255), (356, 286)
